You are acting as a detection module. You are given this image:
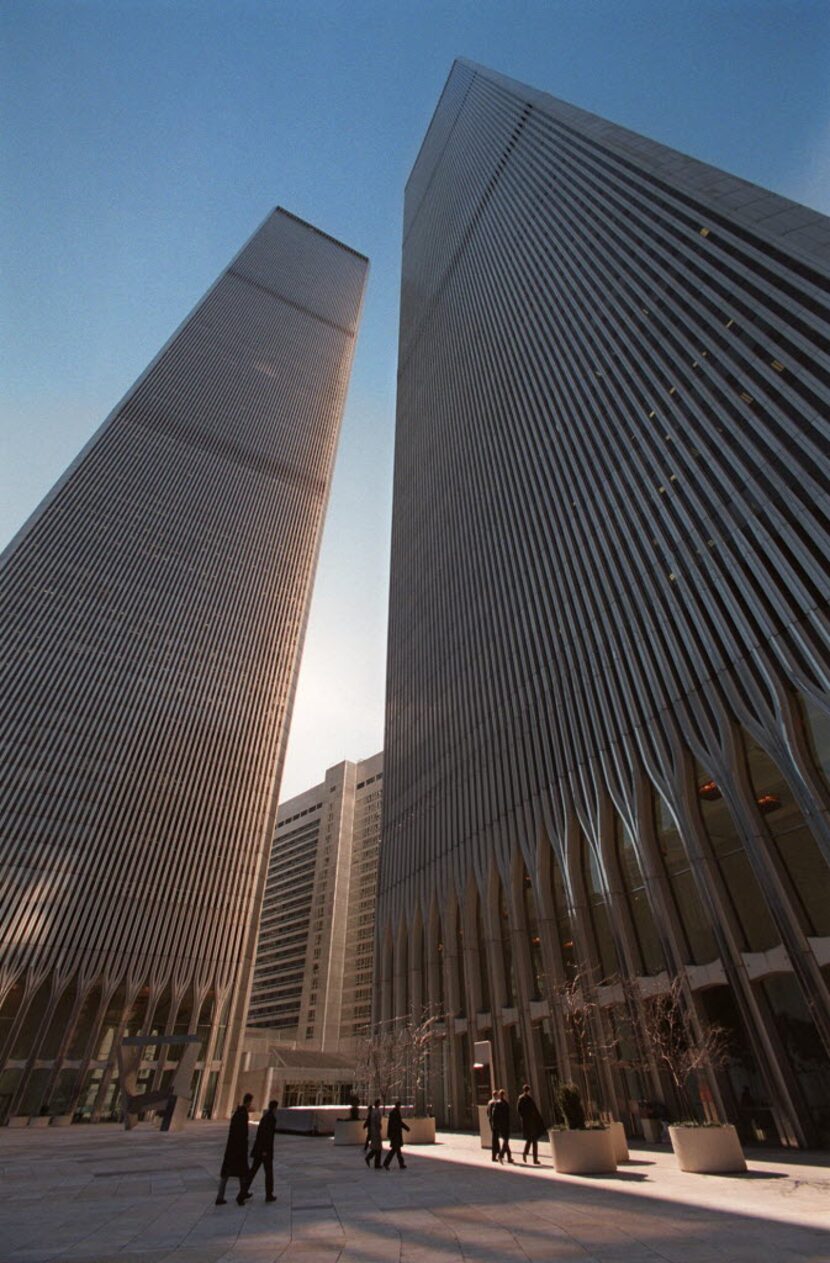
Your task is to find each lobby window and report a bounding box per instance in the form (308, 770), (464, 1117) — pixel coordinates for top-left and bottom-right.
(654, 793), (718, 965)
(475, 891), (490, 1012)
(742, 733), (830, 937)
(549, 850), (577, 980)
(580, 832), (619, 981)
(693, 760), (779, 952)
(454, 900), (467, 1017)
(64, 984), (103, 1060)
(798, 691), (830, 794)
(498, 883), (518, 1006)
(523, 870), (544, 1001)
(0, 981), (23, 1059)
(435, 934), (446, 1009)
(759, 974), (830, 1144)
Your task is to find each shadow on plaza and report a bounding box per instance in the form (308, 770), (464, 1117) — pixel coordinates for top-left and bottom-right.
(717, 1168), (790, 1179)
(613, 1151), (789, 1180)
(564, 1168), (649, 1180)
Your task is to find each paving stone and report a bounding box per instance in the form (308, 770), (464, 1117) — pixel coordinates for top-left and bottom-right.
(1, 1125), (829, 1262)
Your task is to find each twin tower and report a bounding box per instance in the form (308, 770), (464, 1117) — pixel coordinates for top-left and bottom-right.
(2, 61), (829, 1146)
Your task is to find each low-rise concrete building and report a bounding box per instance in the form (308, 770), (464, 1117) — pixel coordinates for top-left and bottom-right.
(236, 1033), (355, 1111)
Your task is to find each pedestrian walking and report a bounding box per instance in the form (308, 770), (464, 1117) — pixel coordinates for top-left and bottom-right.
(517, 1083), (545, 1164)
(363, 1098), (383, 1169)
(492, 1088), (514, 1163)
(216, 1093), (253, 1205)
(486, 1088), (500, 1162)
(383, 1100), (410, 1169)
(246, 1099), (278, 1201)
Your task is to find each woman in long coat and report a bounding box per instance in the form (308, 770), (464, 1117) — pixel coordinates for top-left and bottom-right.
(363, 1098), (383, 1169)
(492, 1089), (514, 1163)
(517, 1083), (545, 1165)
(216, 1093), (253, 1204)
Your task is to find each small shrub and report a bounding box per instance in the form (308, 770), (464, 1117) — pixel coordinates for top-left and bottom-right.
(557, 1082), (586, 1131)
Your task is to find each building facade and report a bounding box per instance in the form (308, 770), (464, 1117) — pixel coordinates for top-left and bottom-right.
(377, 59), (830, 1147)
(0, 209), (367, 1122)
(250, 752), (383, 1056)
(237, 1033), (357, 1110)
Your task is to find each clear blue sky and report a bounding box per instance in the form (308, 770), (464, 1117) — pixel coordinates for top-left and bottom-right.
(2, 0), (829, 798)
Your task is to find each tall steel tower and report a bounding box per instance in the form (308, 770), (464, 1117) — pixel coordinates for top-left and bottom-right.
(0, 209), (368, 1121)
(379, 59), (830, 1147)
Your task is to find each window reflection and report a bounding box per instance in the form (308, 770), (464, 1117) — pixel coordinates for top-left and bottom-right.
(798, 692), (830, 794)
(550, 850), (577, 980)
(694, 761), (779, 952)
(698, 985), (779, 1144)
(743, 733), (830, 937)
(760, 974), (830, 1146)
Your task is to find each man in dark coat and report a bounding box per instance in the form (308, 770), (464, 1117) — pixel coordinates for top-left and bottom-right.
(245, 1099), (278, 1201)
(382, 1099), (410, 1169)
(492, 1089), (514, 1163)
(517, 1083), (545, 1164)
(486, 1089), (500, 1161)
(216, 1093), (253, 1205)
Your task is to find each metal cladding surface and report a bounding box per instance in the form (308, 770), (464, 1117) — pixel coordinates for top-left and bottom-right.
(0, 209), (368, 1120)
(379, 59), (830, 1146)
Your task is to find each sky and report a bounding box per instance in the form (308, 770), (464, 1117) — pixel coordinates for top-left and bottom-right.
(2, 0), (829, 800)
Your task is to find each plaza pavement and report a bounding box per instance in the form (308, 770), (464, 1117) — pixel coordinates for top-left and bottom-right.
(0, 1122), (828, 1263)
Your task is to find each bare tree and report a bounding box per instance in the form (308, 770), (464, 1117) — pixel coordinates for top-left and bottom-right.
(397, 1005), (443, 1114)
(354, 1022), (402, 1106)
(353, 1006), (444, 1113)
(546, 966), (616, 1121)
(639, 974), (730, 1121)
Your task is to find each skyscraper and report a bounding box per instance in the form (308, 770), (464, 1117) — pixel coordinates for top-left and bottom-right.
(0, 208), (367, 1122)
(378, 59), (830, 1147)
(250, 751), (383, 1055)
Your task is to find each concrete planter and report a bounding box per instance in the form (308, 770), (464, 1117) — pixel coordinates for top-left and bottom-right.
(29, 1116), (51, 1128)
(335, 1115), (435, 1146)
(608, 1120), (629, 1162)
(669, 1124), (746, 1173)
(7, 1116), (30, 1128)
(334, 1119), (365, 1145)
(404, 1117), (436, 1144)
(50, 1114), (74, 1127)
(548, 1127), (616, 1174)
(274, 1106), (344, 1135)
(357, 1115), (388, 1139)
